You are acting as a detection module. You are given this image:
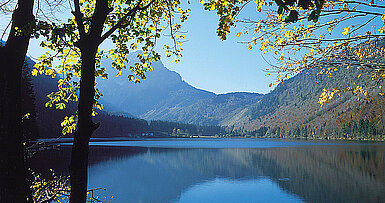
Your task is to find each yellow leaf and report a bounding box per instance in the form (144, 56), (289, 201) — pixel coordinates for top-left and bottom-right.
(32, 69), (38, 76)
(342, 27), (349, 35)
(357, 74), (361, 78)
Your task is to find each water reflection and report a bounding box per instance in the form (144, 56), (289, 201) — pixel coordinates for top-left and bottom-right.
(175, 178), (303, 203)
(29, 141), (385, 203)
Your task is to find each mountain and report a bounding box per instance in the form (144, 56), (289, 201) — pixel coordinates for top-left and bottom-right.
(97, 57), (263, 125)
(141, 92), (262, 126)
(26, 49), (384, 139)
(97, 53), (384, 138)
(98, 59), (215, 116)
(239, 65), (385, 138)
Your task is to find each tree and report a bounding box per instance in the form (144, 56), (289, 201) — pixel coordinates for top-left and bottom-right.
(0, 0), (35, 201)
(33, 0), (188, 201)
(202, 0), (385, 104)
(21, 61), (39, 141)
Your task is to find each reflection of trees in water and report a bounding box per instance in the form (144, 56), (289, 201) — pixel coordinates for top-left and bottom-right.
(246, 146), (385, 202)
(29, 144), (385, 202)
(339, 146), (385, 183)
(27, 146), (147, 176)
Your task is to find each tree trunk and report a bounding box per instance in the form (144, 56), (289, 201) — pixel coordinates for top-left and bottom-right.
(0, 0), (34, 202)
(69, 45), (99, 203)
(69, 0), (111, 201)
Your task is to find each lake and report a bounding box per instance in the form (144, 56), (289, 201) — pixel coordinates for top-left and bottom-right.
(29, 138), (385, 202)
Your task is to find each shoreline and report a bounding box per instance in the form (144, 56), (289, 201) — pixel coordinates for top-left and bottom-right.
(34, 135), (385, 144)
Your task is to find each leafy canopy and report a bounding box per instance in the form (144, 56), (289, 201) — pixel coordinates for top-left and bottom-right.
(202, 0), (385, 105)
(32, 0), (189, 134)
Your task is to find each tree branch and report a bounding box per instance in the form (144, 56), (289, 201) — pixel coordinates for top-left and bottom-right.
(321, 9), (384, 16)
(278, 34), (385, 46)
(344, 1), (385, 9)
(99, 0), (154, 44)
(89, 0), (112, 40)
(72, 0), (85, 37)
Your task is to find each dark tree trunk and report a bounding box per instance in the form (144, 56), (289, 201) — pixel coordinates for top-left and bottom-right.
(69, 0), (113, 202)
(69, 45), (100, 203)
(21, 61), (39, 140)
(0, 0), (35, 202)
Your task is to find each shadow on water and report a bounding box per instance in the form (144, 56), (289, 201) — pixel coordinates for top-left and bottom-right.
(27, 146), (148, 175)
(28, 140), (385, 203)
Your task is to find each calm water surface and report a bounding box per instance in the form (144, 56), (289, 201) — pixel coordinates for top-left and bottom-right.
(29, 138), (385, 202)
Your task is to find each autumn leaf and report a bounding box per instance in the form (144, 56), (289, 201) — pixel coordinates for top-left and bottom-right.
(342, 27), (350, 35)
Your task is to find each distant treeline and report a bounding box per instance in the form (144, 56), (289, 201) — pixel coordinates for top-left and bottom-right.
(242, 118), (384, 140)
(94, 114), (227, 137)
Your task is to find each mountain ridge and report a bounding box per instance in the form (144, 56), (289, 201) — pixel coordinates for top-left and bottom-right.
(26, 51), (385, 139)
(97, 58), (264, 125)
(97, 54), (385, 138)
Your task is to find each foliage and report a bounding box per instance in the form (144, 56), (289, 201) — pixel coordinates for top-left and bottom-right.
(32, 0), (189, 134)
(202, 0), (385, 104)
(29, 169), (112, 203)
(29, 169), (70, 203)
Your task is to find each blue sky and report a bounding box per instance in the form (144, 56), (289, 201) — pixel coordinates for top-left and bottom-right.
(0, 1), (274, 95)
(18, 1), (274, 95)
(1, 1), (382, 95)
(154, 1), (275, 94)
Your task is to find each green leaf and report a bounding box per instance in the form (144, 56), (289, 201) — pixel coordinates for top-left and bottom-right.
(308, 11), (319, 22)
(285, 10), (299, 23)
(278, 6), (284, 15)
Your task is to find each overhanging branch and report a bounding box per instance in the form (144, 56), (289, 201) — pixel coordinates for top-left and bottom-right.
(99, 0), (154, 44)
(72, 0), (85, 37)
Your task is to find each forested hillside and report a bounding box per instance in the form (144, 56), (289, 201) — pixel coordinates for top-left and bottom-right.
(141, 92), (263, 125)
(241, 65), (385, 139)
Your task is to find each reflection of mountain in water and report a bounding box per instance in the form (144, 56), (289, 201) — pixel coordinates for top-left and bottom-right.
(29, 144), (385, 202)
